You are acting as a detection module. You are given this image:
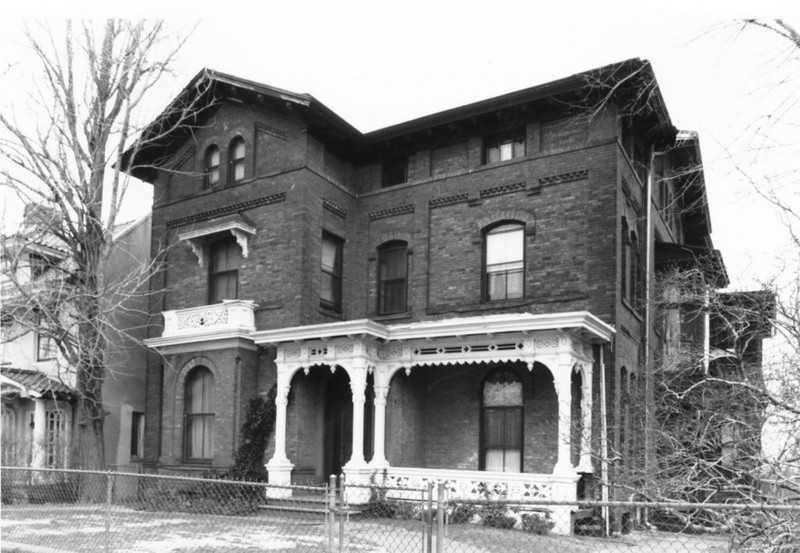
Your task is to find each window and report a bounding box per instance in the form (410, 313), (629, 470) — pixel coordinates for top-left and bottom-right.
(208, 237), (242, 303)
(130, 412), (144, 458)
(481, 369), (523, 472)
(378, 241), (408, 315)
(630, 232), (641, 308)
(484, 223), (524, 301)
(320, 232), (343, 312)
(184, 367), (214, 461)
(29, 253), (56, 279)
(483, 129), (525, 164)
(621, 219), (630, 302)
(36, 330), (57, 362)
(44, 409), (66, 468)
(228, 137), (245, 184)
(204, 145), (220, 188)
(381, 157), (408, 187)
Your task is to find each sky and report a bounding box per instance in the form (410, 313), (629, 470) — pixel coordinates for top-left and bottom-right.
(1, 1), (799, 292)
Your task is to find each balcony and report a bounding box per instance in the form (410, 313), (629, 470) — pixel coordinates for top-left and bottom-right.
(146, 300), (257, 351)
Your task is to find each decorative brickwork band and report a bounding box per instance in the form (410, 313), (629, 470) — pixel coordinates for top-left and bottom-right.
(167, 192), (286, 228)
(429, 193), (469, 208)
(368, 204), (415, 221)
(538, 169), (589, 186)
(322, 199), (346, 218)
(480, 181), (526, 198)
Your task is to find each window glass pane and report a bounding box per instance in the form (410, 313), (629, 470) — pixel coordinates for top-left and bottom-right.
(513, 137), (525, 158)
(487, 146), (500, 164)
(321, 239), (339, 272)
(233, 160), (245, 181)
(499, 141), (513, 161)
(486, 225), (523, 265)
(208, 148), (220, 166)
(483, 376), (523, 406)
(382, 280), (407, 314)
(231, 139), (245, 160)
(506, 269), (524, 299)
(380, 247), (406, 280)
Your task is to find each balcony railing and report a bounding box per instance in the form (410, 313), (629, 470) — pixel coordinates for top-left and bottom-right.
(161, 300), (257, 338)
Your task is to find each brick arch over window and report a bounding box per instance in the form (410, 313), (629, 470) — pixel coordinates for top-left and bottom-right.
(475, 209), (535, 236)
(371, 231), (413, 251)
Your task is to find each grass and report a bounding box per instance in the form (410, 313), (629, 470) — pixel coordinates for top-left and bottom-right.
(0, 503), (732, 553)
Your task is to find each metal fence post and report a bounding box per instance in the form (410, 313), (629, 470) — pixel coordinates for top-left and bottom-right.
(327, 474), (336, 553)
(436, 482), (445, 553)
(338, 473), (345, 553)
(426, 481), (434, 553)
(105, 471), (113, 553)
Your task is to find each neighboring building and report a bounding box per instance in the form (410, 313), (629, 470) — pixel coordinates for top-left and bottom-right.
(1, 210), (152, 472)
(123, 59), (766, 533)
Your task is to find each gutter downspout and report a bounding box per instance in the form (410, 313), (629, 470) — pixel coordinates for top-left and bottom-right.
(599, 344), (610, 536)
(643, 144), (656, 525)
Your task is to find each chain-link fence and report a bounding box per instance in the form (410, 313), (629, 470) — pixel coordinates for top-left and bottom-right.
(1, 467), (798, 553)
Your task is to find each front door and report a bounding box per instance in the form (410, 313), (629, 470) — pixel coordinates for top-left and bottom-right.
(324, 369), (352, 479)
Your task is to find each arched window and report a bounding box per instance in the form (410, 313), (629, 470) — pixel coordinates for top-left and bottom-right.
(621, 218), (630, 302)
(228, 137), (245, 184)
(484, 223), (524, 302)
(204, 145), (220, 188)
(378, 241), (408, 315)
(209, 236), (242, 303)
(630, 231), (641, 309)
(184, 367), (214, 461)
(481, 369), (523, 472)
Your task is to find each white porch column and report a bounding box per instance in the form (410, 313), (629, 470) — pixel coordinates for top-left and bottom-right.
(345, 358), (368, 469)
(578, 363), (594, 472)
(343, 343), (372, 503)
(370, 384), (390, 469)
(553, 358), (574, 475)
(265, 360), (293, 495)
(31, 399), (47, 470)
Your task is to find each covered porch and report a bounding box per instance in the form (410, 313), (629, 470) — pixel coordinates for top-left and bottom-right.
(253, 312), (613, 534)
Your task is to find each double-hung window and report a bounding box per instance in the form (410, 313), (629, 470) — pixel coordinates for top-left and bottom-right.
(208, 237), (242, 303)
(204, 145), (220, 188)
(228, 137), (245, 184)
(378, 241), (408, 315)
(484, 129), (526, 164)
(320, 232), (343, 312)
(484, 224), (524, 301)
(184, 367), (214, 461)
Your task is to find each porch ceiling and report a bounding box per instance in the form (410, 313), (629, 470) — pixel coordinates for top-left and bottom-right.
(252, 311), (614, 346)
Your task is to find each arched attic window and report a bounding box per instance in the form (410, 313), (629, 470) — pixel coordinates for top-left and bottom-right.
(228, 137), (246, 184)
(204, 145), (220, 188)
(484, 223), (525, 302)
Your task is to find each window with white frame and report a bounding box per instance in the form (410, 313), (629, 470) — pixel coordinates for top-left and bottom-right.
(228, 137), (246, 184)
(184, 367), (214, 461)
(484, 223), (524, 301)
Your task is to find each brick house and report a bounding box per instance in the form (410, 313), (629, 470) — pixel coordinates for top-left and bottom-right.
(124, 58), (745, 532)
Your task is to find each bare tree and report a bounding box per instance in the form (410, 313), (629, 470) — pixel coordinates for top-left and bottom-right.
(0, 20), (195, 473)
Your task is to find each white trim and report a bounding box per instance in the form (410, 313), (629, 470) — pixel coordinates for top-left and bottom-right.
(253, 311), (614, 345)
(178, 221), (256, 266)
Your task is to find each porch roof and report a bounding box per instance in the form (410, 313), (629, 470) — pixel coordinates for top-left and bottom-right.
(0, 366), (74, 400)
(252, 311), (615, 346)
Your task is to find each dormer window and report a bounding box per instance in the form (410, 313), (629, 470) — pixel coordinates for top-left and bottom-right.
(483, 129), (525, 164)
(228, 137), (245, 184)
(204, 145), (220, 188)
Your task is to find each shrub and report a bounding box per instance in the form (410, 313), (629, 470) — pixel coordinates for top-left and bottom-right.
(449, 503), (478, 524)
(521, 513), (555, 535)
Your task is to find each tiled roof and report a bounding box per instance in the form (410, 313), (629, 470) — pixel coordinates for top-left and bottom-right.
(0, 366), (74, 398)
